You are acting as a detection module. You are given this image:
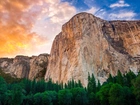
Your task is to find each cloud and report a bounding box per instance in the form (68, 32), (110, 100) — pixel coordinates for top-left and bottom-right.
(1, 0), (136, 58)
(0, 0), (76, 57)
(0, 0), (49, 57)
(110, 0), (130, 8)
(84, 0), (136, 21)
(32, 0), (76, 53)
(48, 2), (76, 24)
(93, 8), (136, 20)
(86, 7), (98, 14)
(109, 11), (136, 20)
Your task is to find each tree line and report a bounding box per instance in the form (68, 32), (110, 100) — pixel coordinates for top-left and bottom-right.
(0, 70), (140, 105)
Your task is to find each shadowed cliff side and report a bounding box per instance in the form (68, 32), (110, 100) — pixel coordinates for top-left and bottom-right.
(0, 54), (49, 80)
(45, 12), (140, 86)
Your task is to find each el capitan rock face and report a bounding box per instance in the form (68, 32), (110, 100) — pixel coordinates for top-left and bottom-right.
(0, 12), (140, 86)
(45, 12), (140, 86)
(0, 54), (49, 80)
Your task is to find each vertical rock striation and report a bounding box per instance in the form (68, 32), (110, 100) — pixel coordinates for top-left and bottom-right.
(29, 54), (49, 80)
(0, 54), (49, 80)
(45, 12), (140, 86)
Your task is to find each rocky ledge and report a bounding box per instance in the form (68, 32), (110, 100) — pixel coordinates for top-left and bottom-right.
(0, 54), (49, 80)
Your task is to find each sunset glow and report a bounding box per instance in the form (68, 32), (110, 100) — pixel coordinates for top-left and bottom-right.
(0, 0), (76, 57)
(0, 0), (139, 57)
(0, 0), (47, 57)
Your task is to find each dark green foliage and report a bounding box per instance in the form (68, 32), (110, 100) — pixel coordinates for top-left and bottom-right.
(133, 74), (140, 105)
(58, 89), (72, 105)
(10, 84), (25, 105)
(42, 91), (57, 105)
(4, 90), (13, 105)
(88, 92), (96, 105)
(97, 83), (113, 105)
(33, 92), (42, 105)
(97, 80), (101, 91)
(107, 74), (114, 83)
(64, 79), (83, 89)
(109, 83), (124, 105)
(122, 86), (136, 105)
(87, 73), (96, 93)
(23, 93), (34, 105)
(109, 84), (135, 105)
(0, 76), (7, 104)
(20, 79), (32, 95)
(116, 70), (124, 85)
(0, 70), (139, 105)
(33, 79), (46, 93)
(96, 70), (138, 105)
(125, 70), (136, 87)
(71, 87), (88, 105)
(0, 76), (7, 93)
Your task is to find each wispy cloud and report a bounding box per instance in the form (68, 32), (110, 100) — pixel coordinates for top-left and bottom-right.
(84, 0), (136, 20)
(32, 0), (76, 53)
(0, 0), (76, 57)
(109, 11), (136, 20)
(110, 0), (130, 8)
(94, 9), (136, 20)
(86, 7), (98, 14)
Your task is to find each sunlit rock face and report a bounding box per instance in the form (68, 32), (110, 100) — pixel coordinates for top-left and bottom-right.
(45, 12), (140, 86)
(0, 54), (49, 80)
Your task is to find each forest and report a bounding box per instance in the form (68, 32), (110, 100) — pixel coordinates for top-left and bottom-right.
(0, 70), (140, 105)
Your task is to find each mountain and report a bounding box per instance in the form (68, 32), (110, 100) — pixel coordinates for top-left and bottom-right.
(45, 12), (140, 86)
(0, 54), (48, 80)
(0, 12), (140, 86)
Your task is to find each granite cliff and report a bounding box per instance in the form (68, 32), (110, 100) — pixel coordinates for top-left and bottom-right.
(0, 54), (49, 80)
(45, 12), (140, 86)
(0, 12), (140, 86)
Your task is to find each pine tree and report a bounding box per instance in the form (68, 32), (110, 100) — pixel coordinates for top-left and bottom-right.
(116, 70), (124, 86)
(87, 73), (96, 93)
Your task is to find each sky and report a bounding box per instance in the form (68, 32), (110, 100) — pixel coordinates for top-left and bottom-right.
(0, 0), (139, 57)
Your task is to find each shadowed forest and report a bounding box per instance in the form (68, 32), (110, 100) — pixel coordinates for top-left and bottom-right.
(0, 70), (140, 105)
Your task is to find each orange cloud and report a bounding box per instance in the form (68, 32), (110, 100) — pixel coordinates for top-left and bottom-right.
(0, 0), (48, 57)
(0, 0), (76, 57)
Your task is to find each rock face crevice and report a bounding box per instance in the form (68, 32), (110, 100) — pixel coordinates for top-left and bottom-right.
(102, 22), (128, 55)
(45, 12), (140, 86)
(103, 21), (140, 56)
